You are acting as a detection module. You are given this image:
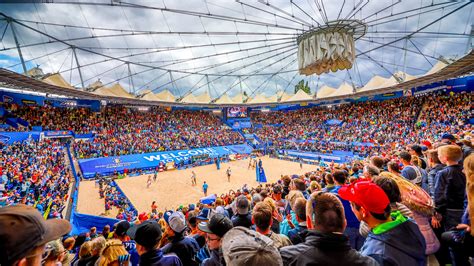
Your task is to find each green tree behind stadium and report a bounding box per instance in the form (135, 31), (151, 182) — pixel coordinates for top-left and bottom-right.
(294, 80), (311, 94)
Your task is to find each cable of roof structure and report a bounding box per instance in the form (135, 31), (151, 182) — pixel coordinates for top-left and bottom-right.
(357, 2), (471, 57)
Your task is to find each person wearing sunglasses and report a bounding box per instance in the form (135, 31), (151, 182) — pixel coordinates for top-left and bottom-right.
(0, 205), (71, 266)
(198, 213), (233, 266)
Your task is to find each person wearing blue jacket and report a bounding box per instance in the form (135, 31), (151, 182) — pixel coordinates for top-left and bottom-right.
(126, 220), (182, 266)
(328, 170), (365, 250)
(339, 180), (427, 265)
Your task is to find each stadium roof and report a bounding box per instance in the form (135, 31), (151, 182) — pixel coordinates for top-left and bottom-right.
(1, 50), (473, 107)
(0, 1), (472, 106)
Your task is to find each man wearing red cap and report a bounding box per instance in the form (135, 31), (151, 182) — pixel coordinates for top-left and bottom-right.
(339, 180), (427, 265)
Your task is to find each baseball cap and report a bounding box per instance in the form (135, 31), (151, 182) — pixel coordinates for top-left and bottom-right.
(236, 195), (249, 215)
(164, 211), (186, 233)
(422, 140), (432, 147)
(441, 134), (456, 141)
(215, 206), (226, 215)
(114, 220), (131, 237)
(198, 213), (233, 238)
(138, 212), (148, 222)
(221, 226), (282, 266)
(126, 220), (162, 248)
(410, 145), (422, 154)
(338, 180), (390, 214)
(0, 205), (71, 265)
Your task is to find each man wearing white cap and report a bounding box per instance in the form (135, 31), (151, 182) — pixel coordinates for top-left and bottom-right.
(162, 211), (200, 266)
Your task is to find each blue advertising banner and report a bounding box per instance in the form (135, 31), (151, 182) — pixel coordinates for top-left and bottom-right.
(44, 130), (74, 137)
(46, 98), (101, 112)
(325, 119), (343, 126)
(227, 118), (252, 129)
(1, 91), (44, 105)
(79, 144), (254, 178)
(282, 150), (354, 163)
(0, 131), (41, 144)
(231, 120), (252, 129)
(0, 91), (101, 111)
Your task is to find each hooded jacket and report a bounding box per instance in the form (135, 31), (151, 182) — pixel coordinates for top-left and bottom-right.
(280, 230), (378, 266)
(139, 248), (182, 266)
(162, 234), (200, 266)
(360, 212), (426, 266)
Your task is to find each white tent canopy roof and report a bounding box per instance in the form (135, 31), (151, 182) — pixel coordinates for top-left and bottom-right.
(194, 92), (211, 103)
(317, 85), (337, 98)
(328, 82), (354, 97)
(248, 94), (269, 104)
(279, 91), (293, 102)
(266, 94), (278, 102)
(107, 83), (134, 98)
(141, 90), (162, 101)
(155, 90), (176, 102)
(181, 93), (199, 103)
(42, 73), (74, 90)
(284, 89), (312, 102)
(215, 94), (236, 104)
(231, 93), (246, 104)
(359, 76), (388, 92)
(425, 61), (448, 76)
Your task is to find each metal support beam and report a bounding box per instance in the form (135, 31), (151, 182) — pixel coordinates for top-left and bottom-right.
(238, 76), (243, 102)
(72, 47), (85, 89)
(127, 63), (135, 95)
(9, 21), (28, 75)
(169, 71), (179, 100)
(205, 74), (211, 100)
(467, 24), (474, 54)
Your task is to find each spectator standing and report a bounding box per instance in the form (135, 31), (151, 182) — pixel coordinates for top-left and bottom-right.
(280, 193), (377, 265)
(433, 145), (466, 231)
(252, 202), (292, 249)
(231, 195), (252, 228)
(127, 220), (182, 266)
(197, 213), (233, 266)
(162, 211), (200, 266)
(113, 221), (140, 266)
(339, 180), (426, 265)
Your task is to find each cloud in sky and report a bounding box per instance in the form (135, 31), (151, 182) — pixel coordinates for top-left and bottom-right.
(0, 0), (471, 99)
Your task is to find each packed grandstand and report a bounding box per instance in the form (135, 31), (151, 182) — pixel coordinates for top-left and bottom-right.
(1, 1), (474, 266)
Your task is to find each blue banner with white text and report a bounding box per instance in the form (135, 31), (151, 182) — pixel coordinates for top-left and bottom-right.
(79, 144), (254, 178)
(0, 131), (41, 144)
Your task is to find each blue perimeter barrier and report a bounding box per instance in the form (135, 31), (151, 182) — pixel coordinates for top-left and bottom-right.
(66, 142), (120, 235)
(281, 149), (359, 163)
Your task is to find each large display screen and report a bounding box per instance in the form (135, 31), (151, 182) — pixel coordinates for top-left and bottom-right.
(226, 107), (248, 118)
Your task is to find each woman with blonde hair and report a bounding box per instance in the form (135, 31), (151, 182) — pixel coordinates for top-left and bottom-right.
(98, 239), (130, 266)
(279, 190), (304, 235)
(263, 197), (283, 234)
(309, 181), (321, 193)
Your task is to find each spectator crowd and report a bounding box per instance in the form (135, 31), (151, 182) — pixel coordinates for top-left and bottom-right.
(0, 90), (473, 265)
(0, 139), (71, 218)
